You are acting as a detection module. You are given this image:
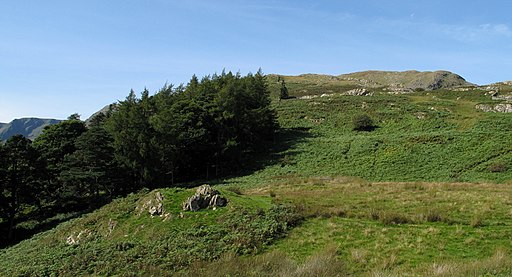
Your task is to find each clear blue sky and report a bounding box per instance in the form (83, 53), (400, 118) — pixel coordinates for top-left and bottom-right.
(1, 0), (512, 122)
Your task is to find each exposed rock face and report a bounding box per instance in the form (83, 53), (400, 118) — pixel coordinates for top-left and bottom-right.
(66, 229), (91, 245)
(136, 191), (165, 216)
(182, 185), (227, 211)
(475, 104), (512, 113)
(343, 88), (373, 96)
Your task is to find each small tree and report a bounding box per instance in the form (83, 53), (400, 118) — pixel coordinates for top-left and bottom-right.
(279, 79), (289, 101)
(352, 114), (375, 131)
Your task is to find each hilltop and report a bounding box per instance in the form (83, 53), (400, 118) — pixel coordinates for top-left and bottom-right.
(0, 118), (61, 141)
(269, 70), (474, 97)
(340, 70), (473, 90)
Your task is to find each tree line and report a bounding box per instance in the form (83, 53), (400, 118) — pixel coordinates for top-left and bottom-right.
(0, 71), (277, 245)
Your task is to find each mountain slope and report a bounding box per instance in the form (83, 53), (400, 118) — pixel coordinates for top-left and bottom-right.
(340, 70), (473, 90)
(0, 118), (61, 141)
(269, 70), (474, 97)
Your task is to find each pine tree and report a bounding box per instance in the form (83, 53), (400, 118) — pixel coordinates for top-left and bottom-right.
(1, 135), (42, 240)
(32, 119), (87, 209)
(280, 79), (289, 100)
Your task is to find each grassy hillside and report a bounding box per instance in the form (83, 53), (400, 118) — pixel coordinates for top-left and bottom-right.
(267, 70), (474, 97)
(1, 76), (512, 276)
(230, 89), (512, 187)
(0, 188), (302, 276)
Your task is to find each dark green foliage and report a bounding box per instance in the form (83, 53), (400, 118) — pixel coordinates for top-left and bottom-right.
(60, 124), (120, 201)
(33, 119), (87, 176)
(32, 120), (87, 208)
(352, 114), (375, 131)
(105, 89), (160, 189)
(0, 135), (43, 241)
(279, 79), (289, 100)
(105, 71), (277, 188)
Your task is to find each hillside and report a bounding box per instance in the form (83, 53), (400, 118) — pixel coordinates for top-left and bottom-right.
(340, 70), (473, 90)
(1, 73), (512, 276)
(269, 70), (474, 97)
(0, 118), (61, 141)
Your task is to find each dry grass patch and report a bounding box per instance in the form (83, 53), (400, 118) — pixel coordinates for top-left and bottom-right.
(248, 178), (512, 227)
(181, 246), (346, 277)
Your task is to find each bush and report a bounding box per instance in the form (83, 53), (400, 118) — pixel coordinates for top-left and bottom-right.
(488, 162), (508, 173)
(352, 114), (375, 131)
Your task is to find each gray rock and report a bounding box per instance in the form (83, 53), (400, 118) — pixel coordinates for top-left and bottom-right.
(344, 88), (373, 96)
(182, 194), (202, 211)
(475, 103), (512, 113)
(135, 191), (165, 216)
(209, 194), (227, 207)
(182, 185), (228, 211)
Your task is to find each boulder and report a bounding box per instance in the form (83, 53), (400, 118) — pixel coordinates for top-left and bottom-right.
(343, 88), (373, 96)
(475, 104), (512, 113)
(135, 191), (165, 216)
(182, 185), (228, 211)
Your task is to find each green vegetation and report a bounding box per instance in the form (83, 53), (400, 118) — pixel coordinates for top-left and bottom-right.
(252, 178), (512, 273)
(1, 71), (512, 275)
(0, 71), (277, 247)
(0, 188), (301, 276)
(352, 114), (375, 131)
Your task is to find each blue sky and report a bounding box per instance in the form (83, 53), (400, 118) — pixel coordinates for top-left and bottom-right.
(1, 0), (512, 122)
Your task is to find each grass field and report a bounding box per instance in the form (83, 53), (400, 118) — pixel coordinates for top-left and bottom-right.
(1, 79), (511, 276)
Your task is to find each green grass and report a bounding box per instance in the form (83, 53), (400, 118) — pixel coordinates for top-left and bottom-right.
(238, 93), (512, 185)
(0, 188), (301, 276)
(2, 82), (512, 276)
(248, 178), (512, 275)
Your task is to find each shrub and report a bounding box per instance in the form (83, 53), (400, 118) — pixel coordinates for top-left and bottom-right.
(352, 114), (375, 131)
(488, 162), (508, 173)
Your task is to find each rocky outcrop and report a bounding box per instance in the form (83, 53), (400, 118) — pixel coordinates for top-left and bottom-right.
(475, 103), (512, 113)
(182, 185), (227, 211)
(343, 88), (373, 96)
(66, 229), (92, 245)
(136, 191), (165, 216)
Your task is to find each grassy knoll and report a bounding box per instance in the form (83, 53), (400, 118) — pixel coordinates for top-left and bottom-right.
(0, 188), (301, 276)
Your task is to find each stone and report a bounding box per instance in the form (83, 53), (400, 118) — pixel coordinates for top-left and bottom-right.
(343, 88), (373, 96)
(108, 219), (117, 235)
(209, 194), (227, 207)
(66, 229), (91, 245)
(182, 185), (228, 211)
(475, 104), (512, 113)
(135, 191), (165, 216)
(196, 185), (218, 197)
(182, 194), (202, 211)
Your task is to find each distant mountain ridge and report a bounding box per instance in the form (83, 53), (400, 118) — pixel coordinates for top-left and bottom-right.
(0, 118), (62, 141)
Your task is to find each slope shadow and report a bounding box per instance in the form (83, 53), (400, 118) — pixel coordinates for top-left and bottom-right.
(182, 127), (314, 188)
(0, 196), (111, 248)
